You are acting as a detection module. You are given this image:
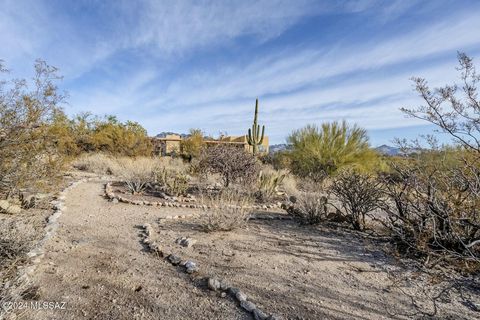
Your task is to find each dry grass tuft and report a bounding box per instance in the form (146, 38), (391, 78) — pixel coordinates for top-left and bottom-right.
(73, 153), (121, 175)
(199, 190), (253, 232)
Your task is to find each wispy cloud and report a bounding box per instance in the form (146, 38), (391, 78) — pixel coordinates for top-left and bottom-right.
(1, 0), (480, 145)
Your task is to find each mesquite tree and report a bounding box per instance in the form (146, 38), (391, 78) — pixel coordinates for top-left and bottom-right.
(0, 59), (66, 198)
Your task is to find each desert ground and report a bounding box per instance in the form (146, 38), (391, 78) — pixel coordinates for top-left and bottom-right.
(1, 172), (477, 320)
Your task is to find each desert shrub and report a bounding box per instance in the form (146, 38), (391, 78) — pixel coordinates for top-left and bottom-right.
(52, 113), (153, 157)
(379, 151), (480, 267)
(255, 167), (287, 202)
(114, 158), (158, 194)
(154, 167), (190, 196)
(384, 52), (480, 269)
(0, 60), (66, 198)
(287, 192), (328, 225)
(89, 117), (152, 156)
(329, 169), (383, 231)
(200, 189), (253, 232)
(180, 128), (205, 161)
(198, 144), (259, 187)
(73, 153), (121, 175)
(279, 173), (298, 196)
(287, 121), (380, 181)
(260, 150), (292, 170)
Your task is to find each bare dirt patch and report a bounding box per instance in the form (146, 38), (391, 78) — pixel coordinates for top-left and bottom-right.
(5, 177), (479, 320)
(149, 215), (480, 320)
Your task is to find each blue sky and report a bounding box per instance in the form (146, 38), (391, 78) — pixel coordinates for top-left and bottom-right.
(1, 0), (480, 145)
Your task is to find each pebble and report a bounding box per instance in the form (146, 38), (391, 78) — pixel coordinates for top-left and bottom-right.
(207, 277), (221, 291)
(185, 261), (199, 274)
(253, 309), (269, 320)
(240, 300), (256, 312)
(235, 291), (247, 302)
(168, 254), (182, 265)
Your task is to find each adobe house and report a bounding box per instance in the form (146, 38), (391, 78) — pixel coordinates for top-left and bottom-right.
(152, 134), (269, 156)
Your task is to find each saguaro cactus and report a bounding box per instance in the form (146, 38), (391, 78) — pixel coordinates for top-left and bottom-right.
(247, 98), (265, 155)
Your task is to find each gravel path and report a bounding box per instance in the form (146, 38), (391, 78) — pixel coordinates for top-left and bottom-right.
(17, 180), (248, 320)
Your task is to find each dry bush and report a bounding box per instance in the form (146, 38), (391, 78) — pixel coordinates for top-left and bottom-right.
(280, 173), (298, 196)
(72, 153), (121, 175)
(154, 156), (188, 172)
(329, 169), (383, 231)
(200, 190), (253, 232)
(387, 52), (480, 270)
(154, 167), (190, 196)
(287, 192), (328, 225)
(0, 60), (66, 198)
(379, 156), (480, 268)
(255, 166), (287, 202)
(198, 144), (259, 187)
(113, 158), (159, 194)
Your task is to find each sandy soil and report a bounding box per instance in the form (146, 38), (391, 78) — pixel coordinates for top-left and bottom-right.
(153, 217), (480, 320)
(7, 177), (480, 320)
(14, 179), (249, 320)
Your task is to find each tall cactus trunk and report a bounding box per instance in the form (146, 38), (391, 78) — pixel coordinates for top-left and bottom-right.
(247, 98), (265, 155)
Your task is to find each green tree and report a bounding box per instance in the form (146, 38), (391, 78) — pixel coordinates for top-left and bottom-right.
(287, 121), (379, 180)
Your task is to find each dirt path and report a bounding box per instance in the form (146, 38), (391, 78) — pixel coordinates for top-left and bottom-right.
(17, 180), (249, 320)
(12, 178), (479, 320)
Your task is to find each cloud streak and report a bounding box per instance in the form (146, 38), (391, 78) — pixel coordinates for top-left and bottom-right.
(1, 0), (480, 145)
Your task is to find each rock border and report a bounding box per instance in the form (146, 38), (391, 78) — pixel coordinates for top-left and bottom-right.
(11, 176), (113, 299)
(138, 224), (281, 320)
(105, 182), (283, 211)
(10, 177), (88, 301)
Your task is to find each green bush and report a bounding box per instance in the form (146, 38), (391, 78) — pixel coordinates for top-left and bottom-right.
(287, 121), (381, 181)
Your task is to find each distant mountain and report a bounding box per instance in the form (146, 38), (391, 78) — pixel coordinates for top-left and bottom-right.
(155, 132), (189, 138)
(374, 145), (401, 156)
(269, 144), (291, 153)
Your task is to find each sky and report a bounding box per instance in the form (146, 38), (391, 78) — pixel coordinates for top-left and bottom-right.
(1, 0), (480, 146)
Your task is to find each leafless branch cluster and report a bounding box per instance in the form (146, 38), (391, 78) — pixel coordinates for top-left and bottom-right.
(329, 170), (383, 231)
(197, 144), (259, 187)
(401, 52), (480, 153)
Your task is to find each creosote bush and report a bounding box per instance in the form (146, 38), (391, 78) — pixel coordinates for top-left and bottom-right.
(200, 189), (253, 232)
(288, 192), (328, 225)
(329, 169), (383, 231)
(377, 52), (480, 269)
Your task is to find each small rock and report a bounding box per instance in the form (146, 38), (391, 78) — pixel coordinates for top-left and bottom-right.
(0, 200), (22, 214)
(220, 292), (227, 298)
(111, 198), (119, 204)
(207, 277), (221, 291)
(240, 300), (256, 312)
(253, 309), (269, 320)
(168, 254), (182, 265)
(235, 291), (247, 302)
(185, 261), (199, 274)
(176, 237), (197, 248)
(266, 315), (281, 320)
(228, 287), (240, 295)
